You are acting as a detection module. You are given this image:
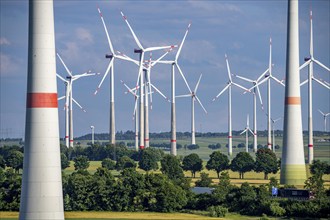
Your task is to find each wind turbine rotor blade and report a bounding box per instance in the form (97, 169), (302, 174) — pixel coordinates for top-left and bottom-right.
(256, 84), (264, 110)
(313, 59), (330, 72)
(176, 94), (191, 98)
(257, 68), (269, 82)
(269, 38), (272, 73)
(271, 76), (285, 87)
(94, 59), (113, 95)
(251, 77), (268, 91)
(248, 128), (254, 135)
(318, 109), (325, 115)
(57, 53), (72, 76)
(313, 77), (330, 90)
(299, 59), (311, 70)
(120, 80), (138, 97)
(133, 96), (138, 120)
(116, 51), (139, 65)
(145, 45), (176, 52)
(56, 73), (67, 82)
(212, 84), (230, 102)
(151, 48), (173, 67)
(194, 74), (203, 93)
(240, 128), (247, 135)
(232, 82), (250, 93)
(97, 7), (115, 54)
(121, 11), (144, 50)
(175, 23), (191, 61)
(300, 79), (308, 87)
(72, 98), (86, 112)
(151, 84), (170, 102)
(58, 96), (65, 101)
(176, 63), (192, 93)
(234, 74), (254, 83)
(195, 95), (208, 114)
(225, 54), (233, 81)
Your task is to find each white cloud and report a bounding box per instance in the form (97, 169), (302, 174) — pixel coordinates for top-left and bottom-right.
(0, 37), (10, 45)
(75, 27), (93, 44)
(0, 53), (19, 76)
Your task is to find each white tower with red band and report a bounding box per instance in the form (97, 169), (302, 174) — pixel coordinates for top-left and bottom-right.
(280, 0), (307, 185)
(19, 0), (64, 219)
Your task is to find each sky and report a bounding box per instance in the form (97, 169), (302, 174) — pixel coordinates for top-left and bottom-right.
(0, 0), (329, 139)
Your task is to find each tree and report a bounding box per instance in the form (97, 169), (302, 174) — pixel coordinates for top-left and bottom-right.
(310, 160), (329, 179)
(182, 153), (203, 178)
(206, 151), (229, 179)
(254, 148), (279, 179)
(115, 156), (136, 171)
(5, 150), (23, 173)
(101, 158), (116, 170)
(73, 155), (90, 170)
(160, 154), (184, 180)
(230, 152), (254, 179)
(0, 155), (5, 169)
(195, 172), (212, 187)
(61, 153), (70, 170)
(138, 149), (159, 172)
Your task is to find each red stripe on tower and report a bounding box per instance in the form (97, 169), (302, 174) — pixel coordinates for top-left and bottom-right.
(27, 93), (58, 108)
(171, 140), (176, 143)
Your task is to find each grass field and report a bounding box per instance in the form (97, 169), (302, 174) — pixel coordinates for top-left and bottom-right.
(0, 211), (275, 220)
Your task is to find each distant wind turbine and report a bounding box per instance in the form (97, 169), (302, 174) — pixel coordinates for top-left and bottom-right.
(177, 74), (207, 145)
(271, 117), (281, 152)
(318, 109), (330, 132)
(56, 53), (98, 148)
(299, 10), (330, 164)
(240, 114), (254, 153)
(212, 54), (250, 156)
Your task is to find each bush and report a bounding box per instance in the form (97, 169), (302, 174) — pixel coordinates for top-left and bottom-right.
(270, 202), (286, 217)
(208, 205), (228, 217)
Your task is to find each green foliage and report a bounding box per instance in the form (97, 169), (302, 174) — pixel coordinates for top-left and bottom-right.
(182, 153), (203, 177)
(115, 156), (136, 171)
(310, 159), (329, 179)
(61, 153), (70, 170)
(208, 143), (221, 149)
(0, 168), (21, 210)
(230, 152), (254, 179)
(195, 172), (212, 187)
(208, 205), (228, 217)
(0, 155), (5, 169)
(269, 201), (286, 217)
(138, 149), (159, 172)
(73, 155), (90, 170)
(206, 151), (229, 178)
(254, 148), (278, 179)
(101, 158), (116, 170)
(160, 154), (184, 181)
(5, 150), (23, 173)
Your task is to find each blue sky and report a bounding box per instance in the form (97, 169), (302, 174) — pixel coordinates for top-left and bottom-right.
(1, 0), (329, 139)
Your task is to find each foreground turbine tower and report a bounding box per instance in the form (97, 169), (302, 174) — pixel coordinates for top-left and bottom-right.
(280, 0), (307, 185)
(19, 1), (64, 219)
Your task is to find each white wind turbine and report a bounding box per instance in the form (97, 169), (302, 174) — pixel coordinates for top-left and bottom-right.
(212, 54), (250, 156)
(240, 114), (254, 153)
(250, 38), (285, 150)
(271, 117), (281, 152)
(94, 7), (137, 146)
(121, 11), (176, 150)
(176, 74), (207, 145)
(299, 10), (330, 164)
(56, 53), (98, 148)
(157, 23), (193, 156)
(318, 109), (330, 132)
(232, 72), (266, 152)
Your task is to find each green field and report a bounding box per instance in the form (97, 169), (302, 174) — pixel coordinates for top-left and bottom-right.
(0, 211), (276, 220)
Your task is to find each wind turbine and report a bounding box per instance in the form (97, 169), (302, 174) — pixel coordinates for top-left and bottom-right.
(318, 109), (330, 132)
(121, 11), (176, 150)
(157, 23), (193, 156)
(299, 10), (330, 164)
(212, 54), (250, 156)
(251, 38), (285, 150)
(177, 74), (207, 145)
(90, 126), (95, 145)
(271, 117), (281, 152)
(56, 53), (98, 148)
(232, 72), (266, 152)
(240, 114), (254, 153)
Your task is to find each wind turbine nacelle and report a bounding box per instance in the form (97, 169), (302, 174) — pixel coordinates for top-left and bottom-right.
(134, 49), (143, 53)
(66, 76), (72, 80)
(105, 54), (113, 59)
(304, 57), (311, 61)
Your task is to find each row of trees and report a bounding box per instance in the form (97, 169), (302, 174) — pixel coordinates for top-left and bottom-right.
(1, 157), (329, 218)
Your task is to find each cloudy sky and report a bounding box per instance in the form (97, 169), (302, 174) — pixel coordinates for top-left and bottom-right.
(1, 0), (329, 139)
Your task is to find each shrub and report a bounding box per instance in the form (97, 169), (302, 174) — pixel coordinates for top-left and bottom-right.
(208, 205), (228, 217)
(270, 201), (286, 217)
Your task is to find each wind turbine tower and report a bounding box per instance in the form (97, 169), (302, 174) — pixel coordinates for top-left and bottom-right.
(19, 0), (64, 219)
(280, 0), (307, 185)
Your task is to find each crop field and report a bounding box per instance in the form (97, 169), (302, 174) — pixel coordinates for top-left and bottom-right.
(0, 211), (275, 220)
